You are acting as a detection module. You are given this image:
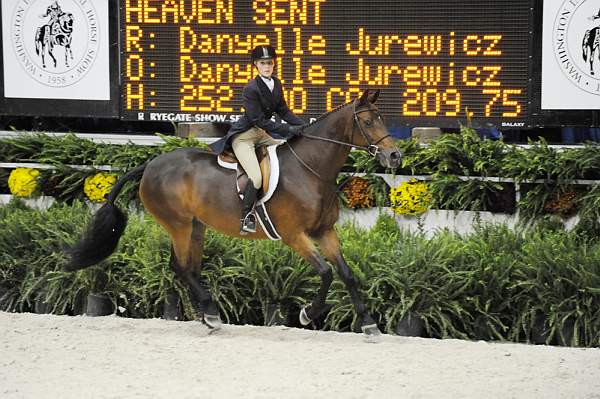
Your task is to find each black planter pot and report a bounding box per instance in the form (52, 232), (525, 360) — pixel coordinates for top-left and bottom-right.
(531, 316), (550, 345)
(162, 290), (181, 320)
(395, 312), (424, 337)
(264, 303), (286, 326)
(0, 285), (9, 309)
(34, 297), (52, 314)
(70, 292), (87, 316)
(556, 320), (575, 346)
(85, 293), (113, 316)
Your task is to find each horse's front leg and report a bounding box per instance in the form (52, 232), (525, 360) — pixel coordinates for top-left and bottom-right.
(315, 229), (382, 341)
(284, 233), (333, 325)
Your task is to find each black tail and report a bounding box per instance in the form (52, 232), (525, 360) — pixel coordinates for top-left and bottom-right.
(65, 163), (148, 271)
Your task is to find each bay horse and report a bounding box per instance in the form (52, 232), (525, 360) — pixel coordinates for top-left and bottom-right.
(582, 11), (600, 75)
(66, 89), (401, 340)
(35, 12), (74, 68)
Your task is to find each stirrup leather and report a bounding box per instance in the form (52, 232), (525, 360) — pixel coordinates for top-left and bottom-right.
(240, 212), (257, 234)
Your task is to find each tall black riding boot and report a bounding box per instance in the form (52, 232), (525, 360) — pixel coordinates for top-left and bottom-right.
(240, 181), (258, 235)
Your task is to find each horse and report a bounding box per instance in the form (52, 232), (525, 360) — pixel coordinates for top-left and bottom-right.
(582, 11), (600, 76)
(66, 89), (402, 340)
(35, 12), (74, 68)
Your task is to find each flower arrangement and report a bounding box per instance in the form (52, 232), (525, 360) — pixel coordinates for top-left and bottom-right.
(84, 172), (117, 203)
(341, 176), (374, 209)
(8, 168), (40, 197)
(543, 190), (578, 217)
(389, 179), (432, 216)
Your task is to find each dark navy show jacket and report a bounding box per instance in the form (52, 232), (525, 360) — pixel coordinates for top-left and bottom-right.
(209, 75), (304, 155)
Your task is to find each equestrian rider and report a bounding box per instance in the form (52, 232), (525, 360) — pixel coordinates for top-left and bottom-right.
(42, 1), (64, 27)
(209, 45), (304, 235)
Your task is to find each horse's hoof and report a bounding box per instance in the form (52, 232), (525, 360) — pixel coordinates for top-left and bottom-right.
(361, 323), (382, 343)
(203, 314), (222, 330)
(299, 307), (312, 326)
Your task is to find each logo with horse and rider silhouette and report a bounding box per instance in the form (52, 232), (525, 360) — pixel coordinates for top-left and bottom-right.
(6, 0), (100, 88)
(552, 0), (600, 95)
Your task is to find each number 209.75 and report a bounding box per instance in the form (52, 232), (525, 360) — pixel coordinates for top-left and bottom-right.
(402, 88), (522, 117)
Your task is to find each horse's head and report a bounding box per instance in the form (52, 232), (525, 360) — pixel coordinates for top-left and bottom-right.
(351, 89), (402, 169)
(59, 13), (73, 32)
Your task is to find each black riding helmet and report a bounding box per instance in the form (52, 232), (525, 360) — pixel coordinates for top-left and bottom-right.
(251, 45), (277, 62)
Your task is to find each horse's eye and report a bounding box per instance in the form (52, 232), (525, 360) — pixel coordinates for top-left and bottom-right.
(364, 119), (372, 127)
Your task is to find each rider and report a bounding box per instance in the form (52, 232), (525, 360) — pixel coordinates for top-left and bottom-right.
(42, 1), (64, 28)
(209, 45), (305, 235)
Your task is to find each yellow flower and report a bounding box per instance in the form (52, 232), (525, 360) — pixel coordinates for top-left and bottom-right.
(389, 179), (431, 216)
(84, 172), (117, 203)
(8, 168), (40, 198)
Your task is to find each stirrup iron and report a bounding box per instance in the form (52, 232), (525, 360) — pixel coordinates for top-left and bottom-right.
(240, 212), (257, 234)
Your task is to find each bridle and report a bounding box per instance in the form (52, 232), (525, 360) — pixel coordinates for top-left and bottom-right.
(301, 101), (390, 156)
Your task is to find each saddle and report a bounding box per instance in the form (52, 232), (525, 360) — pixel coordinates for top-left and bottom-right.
(218, 147), (272, 195)
(216, 144), (283, 240)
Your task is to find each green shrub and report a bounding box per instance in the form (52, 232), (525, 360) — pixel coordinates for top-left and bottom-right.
(1, 202), (600, 347)
(3, 131), (600, 222)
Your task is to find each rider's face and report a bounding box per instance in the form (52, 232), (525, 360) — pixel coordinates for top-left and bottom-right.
(254, 59), (274, 78)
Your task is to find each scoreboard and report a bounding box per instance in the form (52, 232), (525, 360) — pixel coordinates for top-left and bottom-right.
(121, 0), (532, 127)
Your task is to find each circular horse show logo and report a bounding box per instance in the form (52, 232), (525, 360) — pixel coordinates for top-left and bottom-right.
(9, 0), (100, 88)
(553, 0), (600, 95)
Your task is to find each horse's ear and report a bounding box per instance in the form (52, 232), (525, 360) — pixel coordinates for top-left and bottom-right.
(358, 89), (370, 106)
(369, 89), (380, 104)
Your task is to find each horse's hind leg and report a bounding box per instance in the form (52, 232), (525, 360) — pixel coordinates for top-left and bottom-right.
(315, 229), (382, 340)
(284, 233), (333, 326)
(169, 217), (222, 329)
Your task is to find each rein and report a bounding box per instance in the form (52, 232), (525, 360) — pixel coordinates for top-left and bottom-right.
(286, 143), (326, 181)
(286, 101), (390, 181)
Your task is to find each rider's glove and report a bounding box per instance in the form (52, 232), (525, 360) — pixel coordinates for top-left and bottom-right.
(287, 125), (303, 138)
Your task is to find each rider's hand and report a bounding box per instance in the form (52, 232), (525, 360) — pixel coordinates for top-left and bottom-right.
(288, 125), (303, 137)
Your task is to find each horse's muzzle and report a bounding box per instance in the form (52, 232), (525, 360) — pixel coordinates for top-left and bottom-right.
(377, 148), (402, 169)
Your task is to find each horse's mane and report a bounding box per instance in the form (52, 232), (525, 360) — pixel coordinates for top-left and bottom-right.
(303, 101), (353, 132)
